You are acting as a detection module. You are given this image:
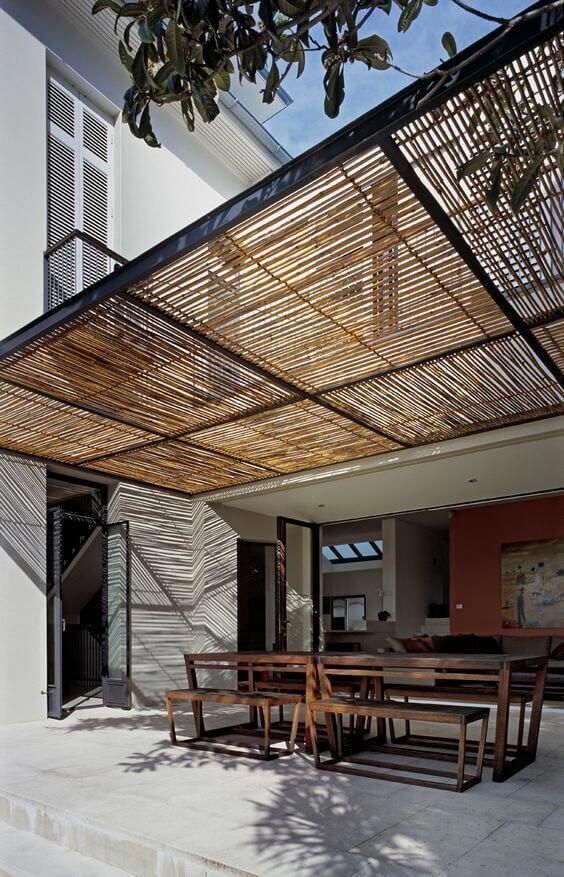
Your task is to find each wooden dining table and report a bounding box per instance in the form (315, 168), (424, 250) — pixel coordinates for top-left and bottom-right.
(189, 650), (547, 782)
(311, 652), (548, 782)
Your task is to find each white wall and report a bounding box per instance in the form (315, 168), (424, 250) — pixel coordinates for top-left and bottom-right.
(108, 485), (276, 705)
(0, 11), (46, 336)
(0, 453), (47, 724)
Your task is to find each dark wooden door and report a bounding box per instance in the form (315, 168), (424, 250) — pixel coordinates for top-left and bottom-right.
(237, 541), (272, 651)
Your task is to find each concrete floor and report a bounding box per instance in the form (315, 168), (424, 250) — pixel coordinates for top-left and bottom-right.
(1, 701), (564, 876)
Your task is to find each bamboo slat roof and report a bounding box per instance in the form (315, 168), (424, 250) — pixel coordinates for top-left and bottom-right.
(0, 5), (562, 496)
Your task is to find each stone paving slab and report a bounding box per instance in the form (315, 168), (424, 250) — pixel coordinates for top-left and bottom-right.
(0, 702), (563, 876)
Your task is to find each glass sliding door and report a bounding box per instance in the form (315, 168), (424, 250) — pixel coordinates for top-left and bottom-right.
(102, 521), (131, 708)
(276, 518), (320, 651)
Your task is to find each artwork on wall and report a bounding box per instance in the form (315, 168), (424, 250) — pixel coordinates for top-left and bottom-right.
(501, 537), (564, 628)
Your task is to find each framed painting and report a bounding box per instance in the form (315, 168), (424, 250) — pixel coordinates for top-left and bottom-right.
(501, 537), (564, 629)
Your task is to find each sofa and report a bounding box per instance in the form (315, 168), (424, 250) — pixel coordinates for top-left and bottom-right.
(384, 633), (564, 700)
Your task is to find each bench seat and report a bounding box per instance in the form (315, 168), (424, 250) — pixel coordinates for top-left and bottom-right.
(165, 687), (302, 760)
(308, 697), (489, 792)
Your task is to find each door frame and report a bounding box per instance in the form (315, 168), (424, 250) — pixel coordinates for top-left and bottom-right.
(276, 517), (321, 652)
(46, 507), (64, 719)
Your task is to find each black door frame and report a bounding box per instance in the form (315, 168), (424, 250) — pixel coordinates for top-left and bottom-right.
(101, 519), (131, 709)
(276, 517), (321, 652)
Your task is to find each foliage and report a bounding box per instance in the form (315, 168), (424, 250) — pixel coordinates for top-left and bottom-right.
(456, 75), (563, 214)
(92, 0), (563, 212)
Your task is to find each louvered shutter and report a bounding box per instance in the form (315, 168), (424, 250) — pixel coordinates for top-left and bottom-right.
(47, 76), (113, 307)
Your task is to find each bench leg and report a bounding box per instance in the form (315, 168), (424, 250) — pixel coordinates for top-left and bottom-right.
(456, 721), (467, 792)
(475, 714), (489, 782)
(404, 696), (412, 739)
(516, 698), (526, 751)
(288, 702), (301, 753)
(263, 703), (271, 760)
(258, 706), (265, 728)
(279, 705), (284, 723)
(336, 713), (344, 758)
(166, 696), (177, 745)
(308, 708), (321, 768)
(192, 699), (204, 738)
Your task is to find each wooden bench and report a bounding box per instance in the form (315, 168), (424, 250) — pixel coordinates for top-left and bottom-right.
(165, 687), (301, 760)
(309, 696), (490, 792)
(385, 684), (532, 758)
(164, 653), (304, 760)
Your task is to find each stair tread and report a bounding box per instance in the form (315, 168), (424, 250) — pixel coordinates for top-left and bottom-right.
(0, 823), (130, 877)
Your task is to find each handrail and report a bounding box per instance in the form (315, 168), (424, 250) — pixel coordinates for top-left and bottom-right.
(44, 229), (127, 266)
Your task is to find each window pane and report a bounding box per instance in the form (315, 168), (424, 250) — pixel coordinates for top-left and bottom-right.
(334, 544), (356, 559)
(322, 546), (337, 560)
(355, 541), (377, 557)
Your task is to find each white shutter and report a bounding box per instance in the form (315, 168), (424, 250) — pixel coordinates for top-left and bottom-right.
(47, 76), (113, 306)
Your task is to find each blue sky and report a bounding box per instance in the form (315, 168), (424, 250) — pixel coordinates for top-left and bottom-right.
(264, 0), (526, 155)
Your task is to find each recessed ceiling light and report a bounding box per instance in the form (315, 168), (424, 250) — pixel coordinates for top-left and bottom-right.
(318, 503), (326, 508)
(468, 478), (478, 483)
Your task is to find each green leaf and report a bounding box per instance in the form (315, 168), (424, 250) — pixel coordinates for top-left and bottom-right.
(114, 4), (147, 34)
(213, 69), (231, 91)
(139, 103), (160, 147)
(441, 31), (457, 58)
(423, 0), (438, 4)
(510, 155), (544, 213)
(92, 0), (121, 14)
(181, 95), (195, 132)
(398, 0), (422, 33)
(324, 64), (345, 119)
(456, 150), (490, 181)
(355, 34), (391, 69)
(485, 158), (503, 212)
(118, 39), (133, 72)
(263, 61), (280, 104)
(166, 17), (186, 74)
(191, 79), (219, 123)
(131, 46), (148, 89)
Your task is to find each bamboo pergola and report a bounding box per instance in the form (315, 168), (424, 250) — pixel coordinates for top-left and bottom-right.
(0, 5), (562, 496)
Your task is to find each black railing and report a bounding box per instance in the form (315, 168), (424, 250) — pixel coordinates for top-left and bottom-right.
(63, 623), (103, 698)
(44, 230), (127, 310)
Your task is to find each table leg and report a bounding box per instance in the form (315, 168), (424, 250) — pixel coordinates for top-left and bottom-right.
(373, 675), (386, 742)
(526, 660), (547, 760)
(493, 666), (511, 782)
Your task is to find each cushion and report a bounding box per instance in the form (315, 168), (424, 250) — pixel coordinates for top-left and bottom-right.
(550, 642), (564, 660)
(435, 634), (491, 654)
(402, 636), (435, 653)
(501, 635), (551, 657)
(386, 636), (407, 653)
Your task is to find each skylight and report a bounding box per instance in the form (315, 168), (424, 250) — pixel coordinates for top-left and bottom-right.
(322, 541), (383, 563)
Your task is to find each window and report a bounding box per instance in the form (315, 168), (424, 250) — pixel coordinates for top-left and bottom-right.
(47, 76), (113, 307)
(329, 595), (366, 630)
(322, 541), (383, 564)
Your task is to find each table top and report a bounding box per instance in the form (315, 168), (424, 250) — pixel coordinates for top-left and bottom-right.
(186, 650), (547, 670)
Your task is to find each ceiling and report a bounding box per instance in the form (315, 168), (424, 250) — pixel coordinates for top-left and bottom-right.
(0, 13), (562, 498)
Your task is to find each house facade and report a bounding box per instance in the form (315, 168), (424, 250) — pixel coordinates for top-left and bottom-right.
(0, 1), (562, 727)
(0, 0), (292, 723)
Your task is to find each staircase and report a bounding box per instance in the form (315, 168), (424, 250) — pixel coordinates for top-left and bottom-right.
(0, 789), (251, 877)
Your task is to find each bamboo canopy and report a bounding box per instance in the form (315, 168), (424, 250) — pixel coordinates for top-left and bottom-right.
(0, 13), (562, 497)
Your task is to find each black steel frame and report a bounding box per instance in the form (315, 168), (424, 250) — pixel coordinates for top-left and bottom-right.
(276, 516), (321, 652)
(0, 2), (561, 501)
(1, 0), (560, 363)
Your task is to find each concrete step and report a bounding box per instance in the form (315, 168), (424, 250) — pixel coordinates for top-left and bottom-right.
(0, 788), (254, 877)
(0, 822), (129, 876)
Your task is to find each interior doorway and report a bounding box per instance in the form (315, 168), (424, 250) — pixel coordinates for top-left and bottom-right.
(237, 540), (276, 651)
(46, 474), (131, 718)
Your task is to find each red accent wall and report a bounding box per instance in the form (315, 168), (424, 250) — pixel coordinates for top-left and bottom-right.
(450, 495), (564, 636)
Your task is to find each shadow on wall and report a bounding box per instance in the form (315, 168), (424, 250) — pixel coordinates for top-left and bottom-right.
(0, 451), (46, 592)
(108, 485), (239, 707)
